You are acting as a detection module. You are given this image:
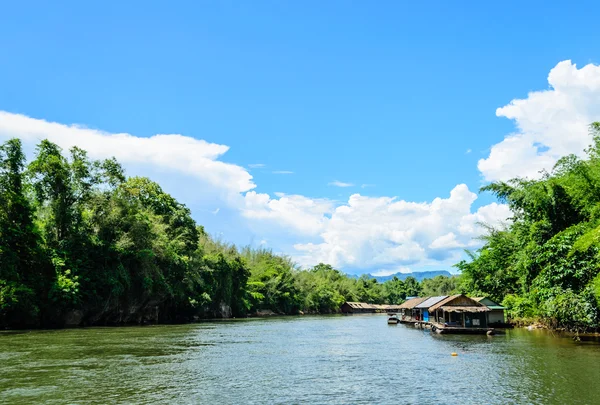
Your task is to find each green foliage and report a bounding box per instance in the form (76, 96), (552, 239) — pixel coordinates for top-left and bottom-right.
(0, 137), (469, 328)
(0, 280), (38, 327)
(592, 273), (600, 306)
(49, 269), (80, 305)
(421, 275), (462, 297)
(501, 294), (536, 320)
(459, 122), (600, 330)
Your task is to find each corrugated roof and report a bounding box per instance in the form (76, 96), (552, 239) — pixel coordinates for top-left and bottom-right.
(415, 296), (448, 309)
(429, 294), (485, 312)
(472, 297), (506, 310)
(398, 297), (428, 309)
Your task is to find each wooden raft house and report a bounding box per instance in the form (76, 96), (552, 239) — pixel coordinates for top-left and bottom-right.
(427, 294), (493, 334)
(340, 302), (402, 314)
(414, 296), (448, 324)
(397, 297), (428, 323)
(473, 297), (510, 328)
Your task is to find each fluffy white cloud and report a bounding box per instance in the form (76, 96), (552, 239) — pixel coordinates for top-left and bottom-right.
(479, 60), (600, 182)
(241, 191), (334, 236)
(0, 110), (512, 273)
(0, 111), (255, 195)
(291, 184), (510, 270)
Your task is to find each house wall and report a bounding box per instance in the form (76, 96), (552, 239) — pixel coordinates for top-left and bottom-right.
(488, 310), (505, 323)
(464, 312), (487, 327)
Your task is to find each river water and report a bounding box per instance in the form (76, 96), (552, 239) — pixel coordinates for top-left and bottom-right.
(1, 315), (600, 405)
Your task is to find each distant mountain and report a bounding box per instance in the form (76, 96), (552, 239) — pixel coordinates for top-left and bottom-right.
(350, 270), (453, 283)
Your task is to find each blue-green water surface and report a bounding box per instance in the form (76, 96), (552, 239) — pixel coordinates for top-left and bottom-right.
(1, 315), (600, 404)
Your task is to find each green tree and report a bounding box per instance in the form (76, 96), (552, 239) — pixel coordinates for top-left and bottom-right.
(0, 139), (47, 327)
(421, 275), (461, 297)
(457, 122), (600, 330)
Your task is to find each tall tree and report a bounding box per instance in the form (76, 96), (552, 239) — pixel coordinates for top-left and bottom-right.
(0, 139), (46, 326)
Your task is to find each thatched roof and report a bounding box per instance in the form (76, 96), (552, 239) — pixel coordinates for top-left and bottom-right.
(398, 297), (428, 309)
(343, 302), (403, 310)
(429, 294), (488, 312)
(344, 302), (377, 309)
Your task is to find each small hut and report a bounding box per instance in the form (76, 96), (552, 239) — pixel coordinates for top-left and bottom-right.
(428, 294), (491, 333)
(341, 302), (376, 314)
(473, 297), (507, 326)
(340, 302), (403, 314)
(382, 304), (403, 314)
(397, 297), (428, 322)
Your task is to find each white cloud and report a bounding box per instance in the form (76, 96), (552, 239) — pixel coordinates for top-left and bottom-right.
(361, 184), (375, 188)
(458, 202), (511, 238)
(0, 111), (255, 195)
(291, 184), (510, 270)
(329, 180), (354, 187)
(0, 111), (512, 274)
(465, 149), (472, 154)
(248, 163), (266, 169)
(272, 170), (294, 174)
(241, 191), (334, 236)
(429, 232), (464, 250)
(479, 60), (600, 182)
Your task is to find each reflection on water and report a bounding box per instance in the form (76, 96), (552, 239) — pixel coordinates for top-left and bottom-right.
(1, 316), (600, 405)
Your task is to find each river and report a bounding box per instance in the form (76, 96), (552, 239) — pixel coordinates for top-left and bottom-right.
(1, 315), (600, 404)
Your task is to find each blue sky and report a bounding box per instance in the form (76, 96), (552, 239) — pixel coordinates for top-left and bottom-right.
(2, 1), (600, 275)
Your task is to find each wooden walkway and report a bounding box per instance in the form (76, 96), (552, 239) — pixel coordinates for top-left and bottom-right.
(411, 321), (494, 335)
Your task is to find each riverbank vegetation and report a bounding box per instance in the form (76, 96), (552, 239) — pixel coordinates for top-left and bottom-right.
(457, 123), (600, 331)
(7, 124), (600, 331)
(0, 138), (453, 328)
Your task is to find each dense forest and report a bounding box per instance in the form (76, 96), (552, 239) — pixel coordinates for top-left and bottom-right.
(5, 124), (600, 331)
(0, 138), (447, 329)
(457, 123), (600, 331)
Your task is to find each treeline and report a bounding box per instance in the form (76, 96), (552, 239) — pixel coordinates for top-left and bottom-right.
(457, 123), (600, 331)
(0, 138), (460, 329)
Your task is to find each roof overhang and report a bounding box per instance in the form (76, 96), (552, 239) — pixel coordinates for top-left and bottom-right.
(439, 305), (490, 313)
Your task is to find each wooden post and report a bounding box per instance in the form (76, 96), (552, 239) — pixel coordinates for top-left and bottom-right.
(462, 312), (465, 327)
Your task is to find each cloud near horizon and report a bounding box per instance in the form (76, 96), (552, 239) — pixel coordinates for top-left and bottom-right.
(0, 111), (511, 273)
(478, 60), (600, 182)
(3, 59), (594, 273)
(0, 112), (255, 196)
(290, 185), (510, 270)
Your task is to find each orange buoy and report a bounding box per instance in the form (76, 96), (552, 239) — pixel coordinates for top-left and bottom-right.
(451, 352), (458, 356)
